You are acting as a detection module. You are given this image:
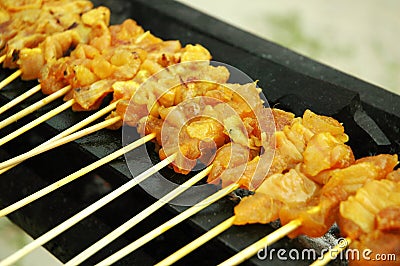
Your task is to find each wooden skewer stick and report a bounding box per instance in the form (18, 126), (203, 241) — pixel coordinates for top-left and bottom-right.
(95, 183), (240, 266)
(0, 101), (119, 175)
(218, 205), (321, 266)
(0, 117), (127, 218)
(218, 219), (302, 266)
(310, 237), (351, 266)
(0, 84), (70, 130)
(0, 69), (22, 91)
(0, 144), (170, 266)
(43, 101), (120, 143)
(66, 165), (213, 265)
(0, 99), (74, 146)
(0, 116), (121, 171)
(156, 216), (235, 266)
(0, 55), (5, 64)
(0, 84), (41, 115)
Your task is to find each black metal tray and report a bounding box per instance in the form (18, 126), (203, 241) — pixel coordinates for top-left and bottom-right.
(0, 0), (399, 265)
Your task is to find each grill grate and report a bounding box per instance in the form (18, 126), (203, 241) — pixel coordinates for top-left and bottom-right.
(0, 0), (399, 265)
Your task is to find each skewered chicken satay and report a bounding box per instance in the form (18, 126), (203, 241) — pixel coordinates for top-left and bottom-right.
(68, 43), (213, 111)
(231, 113), (351, 224)
(0, 5), (10, 24)
(106, 53), (230, 129)
(338, 173), (400, 265)
(0, 0), (44, 11)
(0, 0), (49, 51)
(1, 0), (96, 71)
(233, 153), (397, 240)
(38, 16), (214, 112)
(122, 69), (273, 176)
(209, 109), (353, 190)
(231, 110), (397, 237)
(1, 0), (217, 114)
(278, 154), (397, 238)
(119, 66), (232, 164)
(115, 50), (276, 170)
(16, 5), (110, 81)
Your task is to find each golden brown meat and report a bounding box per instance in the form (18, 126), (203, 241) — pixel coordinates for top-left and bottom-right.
(209, 110), (353, 189)
(37, 14), (216, 112)
(387, 169), (400, 182)
(207, 143), (257, 184)
(19, 5), (110, 81)
(302, 109), (348, 142)
(339, 179), (400, 239)
(279, 154), (398, 238)
(272, 108), (295, 131)
(337, 176), (400, 266)
(116, 62), (230, 126)
(234, 166), (320, 225)
(154, 81), (266, 175)
(232, 105), (396, 238)
(301, 132), (354, 181)
(1, 0), (94, 70)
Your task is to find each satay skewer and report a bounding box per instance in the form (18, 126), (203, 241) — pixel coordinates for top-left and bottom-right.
(0, 146), (171, 266)
(0, 101), (119, 174)
(0, 70), (22, 91)
(0, 84), (41, 115)
(95, 183), (240, 266)
(310, 237), (352, 266)
(0, 85), (70, 130)
(65, 164), (213, 265)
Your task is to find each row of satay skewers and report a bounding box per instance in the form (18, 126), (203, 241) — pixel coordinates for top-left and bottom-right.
(0, 0), (399, 265)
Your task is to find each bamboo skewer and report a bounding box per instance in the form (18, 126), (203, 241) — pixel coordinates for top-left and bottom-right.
(310, 237), (351, 266)
(0, 147), (171, 266)
(0, 116), (121, 171)
(156, 216), (236, 266)
(0, 85), (70, 130)
(95, 183), (240, 266)
(0, 70), (22, 91)
(218, 219), (302, 266)
(0, 101), (119, 175)
(0, 117), (130, 218)
(0, 99), (74, 146)
(0, 84), (41, 115)
(218, 205), (322, 266)
(0, 55), (5, 64)
(66, 165), (213, 266)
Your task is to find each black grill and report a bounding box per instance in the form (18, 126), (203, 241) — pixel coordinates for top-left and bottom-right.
(0, 0), (399, 265)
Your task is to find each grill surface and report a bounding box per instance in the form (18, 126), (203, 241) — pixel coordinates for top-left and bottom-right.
(0, 0), (399, 265)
